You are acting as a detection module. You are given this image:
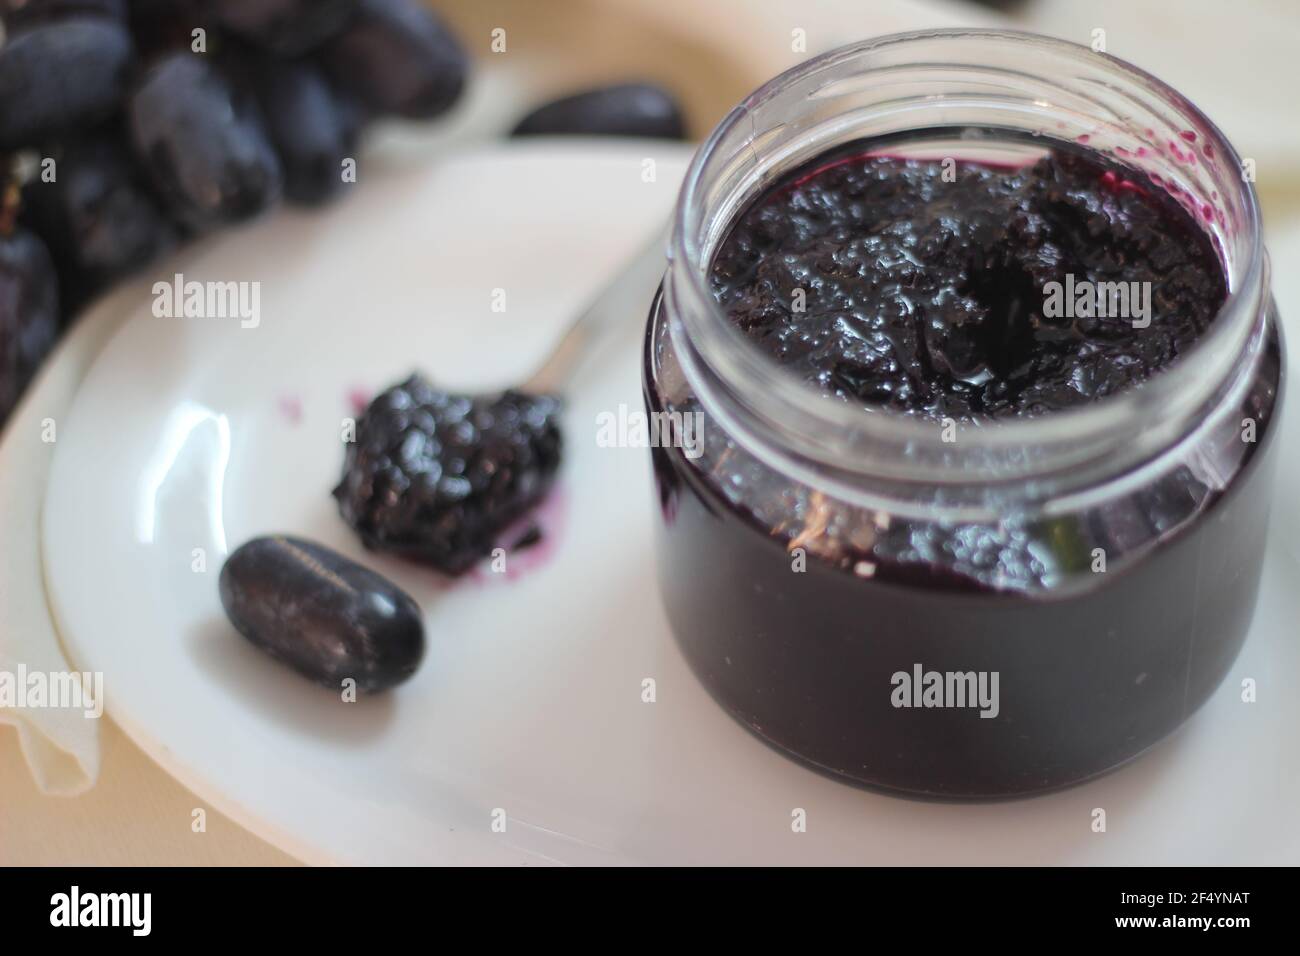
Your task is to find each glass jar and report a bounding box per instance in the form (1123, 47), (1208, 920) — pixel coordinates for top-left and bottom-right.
(643, 30), (1282, 799)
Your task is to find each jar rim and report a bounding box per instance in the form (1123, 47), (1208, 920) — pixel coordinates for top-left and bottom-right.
(666, 28), (1267, 491)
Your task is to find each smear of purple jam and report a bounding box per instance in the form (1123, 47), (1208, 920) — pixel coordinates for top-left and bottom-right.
(346, 386), (372, 417)
(278, 393), (303, 425)
(468, 486), (568, 584)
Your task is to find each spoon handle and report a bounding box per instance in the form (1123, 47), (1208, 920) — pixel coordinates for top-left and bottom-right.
(521, 226), (670, 395)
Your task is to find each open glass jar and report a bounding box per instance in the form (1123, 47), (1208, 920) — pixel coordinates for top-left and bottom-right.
(643, 30), (1282, 798)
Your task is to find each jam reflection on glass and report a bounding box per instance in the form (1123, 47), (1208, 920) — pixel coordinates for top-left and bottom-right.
(645, 136), (1281, 798)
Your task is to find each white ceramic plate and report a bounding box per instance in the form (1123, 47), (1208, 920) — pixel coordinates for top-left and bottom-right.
(43, 141), (1300, 865)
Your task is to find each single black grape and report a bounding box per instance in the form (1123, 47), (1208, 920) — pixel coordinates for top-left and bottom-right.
(0, 226), (60, 427)
(1, 0), (125, 29)
(319, 0), (466, 120)
(20, 133), (177, 313)
(220, 535), (425, 693)
(211, 0), (356, 56)
(128, 52), (282, 231)
(511, 83), (686, 140)
(0, 17), (134, 150)
(334, 374), (563, 576)
(241, 56), (355, 205)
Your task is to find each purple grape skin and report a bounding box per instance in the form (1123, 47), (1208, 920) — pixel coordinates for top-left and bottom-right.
(211, 0), (357, 56)
(332, 85), (370, 148)
(0, 17), (134, 150)
(219, 535), (425, 693)
(1, 0), (126, 29)
(0, 227), (60, 427)
(511, 83), (686, 140)
(244, 57), (354, 205)
(125, 0), (213, 57)
(20, 134), (177, 311)
(319, 0), (467, 120)
(127, 52), (283, 231)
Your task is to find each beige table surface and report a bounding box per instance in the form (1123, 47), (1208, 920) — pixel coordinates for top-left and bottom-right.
(1, 719), (298, 866)
(4, 0), (1298, 866)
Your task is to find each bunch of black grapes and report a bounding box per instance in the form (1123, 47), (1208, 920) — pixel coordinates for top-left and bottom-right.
(0, 0), (468, 425)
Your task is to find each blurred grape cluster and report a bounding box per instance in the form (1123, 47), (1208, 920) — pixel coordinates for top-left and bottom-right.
(0, 0), (469, 425)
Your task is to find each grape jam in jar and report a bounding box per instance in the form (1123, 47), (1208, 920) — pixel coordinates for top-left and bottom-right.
(644, 31), (1282, 798)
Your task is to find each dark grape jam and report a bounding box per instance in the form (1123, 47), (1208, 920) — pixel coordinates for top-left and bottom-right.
(645, 134), (1282, 798)
(710, 145), (1227, 420)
